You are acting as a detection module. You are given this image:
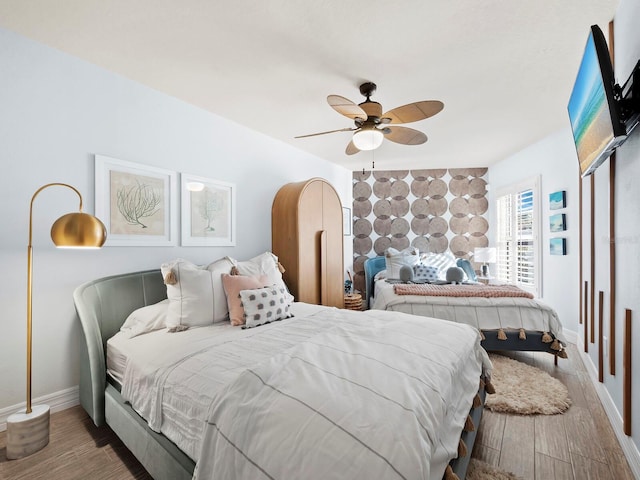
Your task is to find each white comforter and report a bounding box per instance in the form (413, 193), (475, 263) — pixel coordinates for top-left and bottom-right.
(372, 280), (566, 344)
(117, 303), (490, 480)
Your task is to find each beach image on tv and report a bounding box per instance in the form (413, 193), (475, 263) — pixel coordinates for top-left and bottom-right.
(568, 33), (615, 174)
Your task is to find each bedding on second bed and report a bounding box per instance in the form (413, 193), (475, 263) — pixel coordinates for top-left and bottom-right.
(372, 279), (566, 343)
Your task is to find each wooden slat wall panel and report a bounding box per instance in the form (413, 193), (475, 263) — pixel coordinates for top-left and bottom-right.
(623, 309), (632, 436)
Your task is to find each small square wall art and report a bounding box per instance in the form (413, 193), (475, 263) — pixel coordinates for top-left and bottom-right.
(549, 213), (566, 232)
(550, 238), (567, 255)
(549, 190), (566, 210)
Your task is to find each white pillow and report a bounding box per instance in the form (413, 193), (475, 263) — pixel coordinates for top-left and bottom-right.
(240, 284), (293, 329)
(419, 251), (457, 280)
(227, 252), (294, 303)
(384, 247), (420, 279)
(120, 299), (169, 338)
(161, 257), (234, 327)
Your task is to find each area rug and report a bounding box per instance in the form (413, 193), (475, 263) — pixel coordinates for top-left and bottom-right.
(485, 353), (571, 415)
(466, 459), (522, 480)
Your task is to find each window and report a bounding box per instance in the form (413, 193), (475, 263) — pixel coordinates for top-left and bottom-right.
(495, 177), (541, 297)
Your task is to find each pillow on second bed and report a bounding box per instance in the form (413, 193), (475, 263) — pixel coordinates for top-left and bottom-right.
(384, 247), (420, 279)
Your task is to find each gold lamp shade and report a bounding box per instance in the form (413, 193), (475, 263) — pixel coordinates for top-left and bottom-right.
(50, 212), (106, 248)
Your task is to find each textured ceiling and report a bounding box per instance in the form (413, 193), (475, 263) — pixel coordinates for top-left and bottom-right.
(0, 0), (619, 171)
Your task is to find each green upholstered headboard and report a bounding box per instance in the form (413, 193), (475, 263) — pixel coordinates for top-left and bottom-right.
(73, 269), (167, 426)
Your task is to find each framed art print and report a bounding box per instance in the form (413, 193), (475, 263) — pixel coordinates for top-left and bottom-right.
(181, 173), (236, 246)
(343, 207), (352, 236)
(95, 155), (178, 246)
(549, 213), (566, 232)
(550, 237), (567, 255)
(549, 190), (566, 210)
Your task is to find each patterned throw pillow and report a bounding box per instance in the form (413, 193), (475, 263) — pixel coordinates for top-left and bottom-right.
(240, 285), (293, 329)
(419, 252), (457, 280)
(413, 264), (440, 282)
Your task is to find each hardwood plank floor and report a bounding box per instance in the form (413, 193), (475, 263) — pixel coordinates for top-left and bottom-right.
(0, 343), (634, 480)
(473, 343), (636, 480)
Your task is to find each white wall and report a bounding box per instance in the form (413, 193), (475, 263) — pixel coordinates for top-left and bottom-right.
(488, 129), (580, 335)
(608, 0), (640, 451)
(490, 0), (640, 457)
(0, 27), (352, 413)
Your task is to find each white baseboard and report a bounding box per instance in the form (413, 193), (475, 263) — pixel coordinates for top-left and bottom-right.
(574, 335), (640, 478)
(563, 327), (578, 344)
(0, 386), (79, 432)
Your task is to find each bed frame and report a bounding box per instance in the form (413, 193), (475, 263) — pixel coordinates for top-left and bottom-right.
(74, 269), (195, 480)
(364, 256), (565, 359)
(74, 268), (486, 480)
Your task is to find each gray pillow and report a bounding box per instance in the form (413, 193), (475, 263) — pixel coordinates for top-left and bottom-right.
(445, 266), (465, 283)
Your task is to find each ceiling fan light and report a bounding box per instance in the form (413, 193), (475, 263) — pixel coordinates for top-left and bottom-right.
(352, 129), (384, 151)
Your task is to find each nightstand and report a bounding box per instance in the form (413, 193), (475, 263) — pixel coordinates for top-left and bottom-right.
(477, 276), (501, 285)
(344, 293), (363, 311)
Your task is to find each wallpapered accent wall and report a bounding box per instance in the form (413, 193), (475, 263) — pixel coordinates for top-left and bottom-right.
(351, 168), (489, 294)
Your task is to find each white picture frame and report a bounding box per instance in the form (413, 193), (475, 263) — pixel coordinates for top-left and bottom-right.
(343, 206), (352, 236)
(180, 173), (236, 246)
(95, 154), (178, 246)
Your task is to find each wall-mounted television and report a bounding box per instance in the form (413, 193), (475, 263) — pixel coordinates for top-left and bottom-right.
(568, 25), (627, 178)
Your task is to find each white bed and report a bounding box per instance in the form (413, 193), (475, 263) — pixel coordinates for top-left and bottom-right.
(364, 255), (568, 358)
(106, 302), (490, 480)
(76, 262), (493, 480)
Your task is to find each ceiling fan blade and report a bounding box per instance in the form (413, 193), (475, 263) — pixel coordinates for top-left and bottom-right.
(295, 127), (356, 139)
(327, 95), (367, 119)
(383, 100), (444, 124)
(384, 126), (427, 145)
(345, 140), (360, 155)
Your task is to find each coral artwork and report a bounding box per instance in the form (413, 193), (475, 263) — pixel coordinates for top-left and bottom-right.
(110, 171), (165, 235)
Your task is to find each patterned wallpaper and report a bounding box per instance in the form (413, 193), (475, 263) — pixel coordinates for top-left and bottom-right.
(351, 168), (489, 294)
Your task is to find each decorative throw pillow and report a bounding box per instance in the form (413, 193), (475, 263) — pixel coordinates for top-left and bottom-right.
(413, 264), (440, 282)
(419, 251), (457, 280)
(456, 258), (477, 282)
(240, 285), (293, 329)
(384, 247), (420, 279)
(227, 252), (294, 303)
(222, 273), (269, 326)
(445, 266), (465, 283)
(161, 257), (234, 328)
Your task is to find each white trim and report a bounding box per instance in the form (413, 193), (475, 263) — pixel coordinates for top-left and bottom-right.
(0, 386), (79, 432)
(495, 175), (542, 298)
(574, 336), (640, 478)
(563, 328), (578, 344)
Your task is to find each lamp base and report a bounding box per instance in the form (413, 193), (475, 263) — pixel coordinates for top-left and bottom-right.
(481, 264), (489, 277)
(6, 404), (50, 459)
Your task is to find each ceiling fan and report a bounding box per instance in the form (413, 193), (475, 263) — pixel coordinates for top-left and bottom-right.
(295, 82), (444, 155)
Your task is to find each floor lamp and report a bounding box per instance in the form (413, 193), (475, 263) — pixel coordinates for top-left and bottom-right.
(6, 183), (106, 460)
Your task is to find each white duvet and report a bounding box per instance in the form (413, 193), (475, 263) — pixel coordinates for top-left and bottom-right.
(114, 303), (490, 480)
(372, 280), (567, 344)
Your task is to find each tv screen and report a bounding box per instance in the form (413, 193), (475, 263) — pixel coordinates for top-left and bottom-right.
(568, 25), (626, 177)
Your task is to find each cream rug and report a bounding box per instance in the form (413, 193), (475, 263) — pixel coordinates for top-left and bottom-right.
(466, 459), (522, 480)
(485, 353), (572, 415)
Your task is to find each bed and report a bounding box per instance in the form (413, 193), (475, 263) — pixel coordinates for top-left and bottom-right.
(364, 255), (568, 360)
(74, 266), (492, 480)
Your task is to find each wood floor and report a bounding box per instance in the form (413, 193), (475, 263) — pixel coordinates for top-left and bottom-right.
(473, 343), (635, 480)
(0, 343), (634, 480)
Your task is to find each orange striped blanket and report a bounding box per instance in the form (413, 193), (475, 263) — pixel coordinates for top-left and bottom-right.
(393, 283), (534, 299)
